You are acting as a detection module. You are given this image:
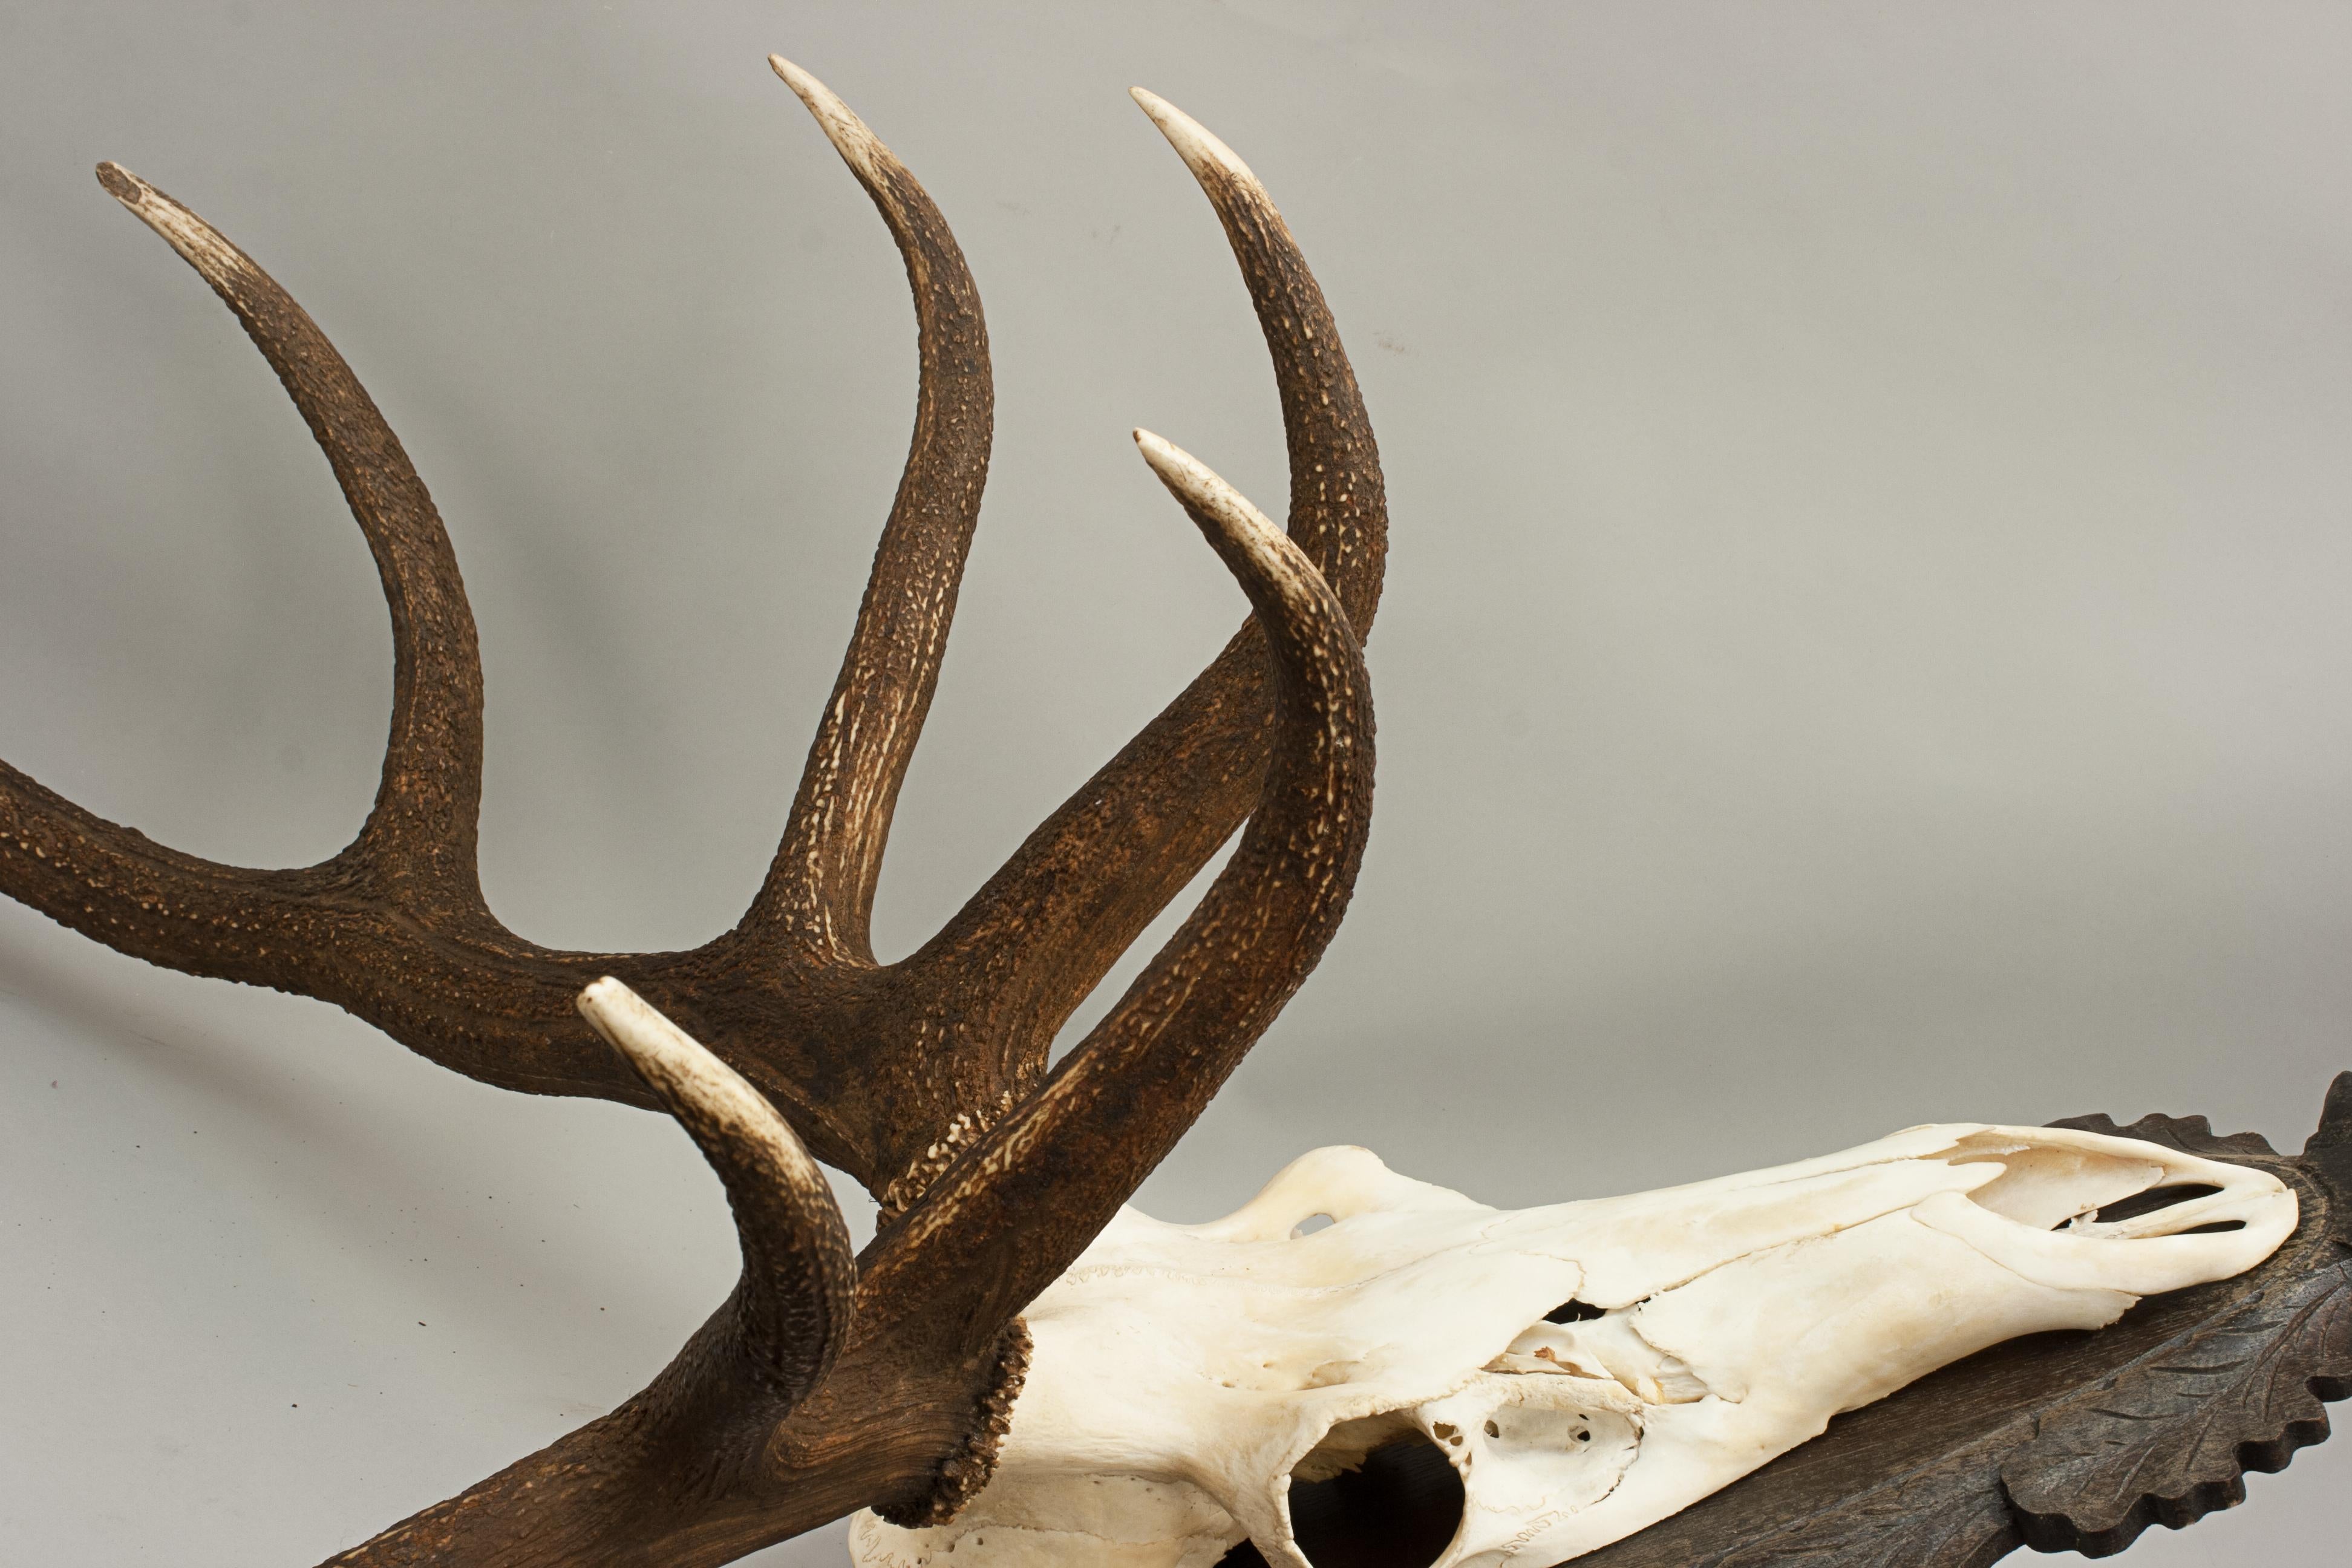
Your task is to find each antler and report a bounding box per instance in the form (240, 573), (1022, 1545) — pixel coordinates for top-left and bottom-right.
(0, 60), (1382, 1203)
(4, 55), (1385, 1565)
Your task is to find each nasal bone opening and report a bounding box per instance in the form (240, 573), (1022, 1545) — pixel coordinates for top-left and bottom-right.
(1951, 1136), (2250, 1235)
(2080, 1182), (2244, 1234)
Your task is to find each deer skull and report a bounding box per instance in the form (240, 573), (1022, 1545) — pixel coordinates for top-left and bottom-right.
(849, 1125), (2295, 1568)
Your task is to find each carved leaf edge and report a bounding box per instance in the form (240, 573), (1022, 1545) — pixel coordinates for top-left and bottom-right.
(1997, 1083), (2352, 1556)
(2001, 1253), (2352, 1556)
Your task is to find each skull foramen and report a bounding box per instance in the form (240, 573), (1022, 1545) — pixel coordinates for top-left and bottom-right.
(851, 1128), (2295, 1568)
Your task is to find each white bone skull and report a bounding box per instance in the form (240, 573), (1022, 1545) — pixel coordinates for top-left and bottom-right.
(849, 1123), (2295, 1568)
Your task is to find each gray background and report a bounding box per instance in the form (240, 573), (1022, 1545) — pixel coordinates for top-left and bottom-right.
(4, 2), (2348, 1563)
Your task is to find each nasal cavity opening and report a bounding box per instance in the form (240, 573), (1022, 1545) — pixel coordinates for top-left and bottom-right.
(2089, 1182), (2243, 1232)
(1290, 1212), (1336, 1238)
(1215, 1428), (1464, 1568)
(1544, 1298), (1606, 1324)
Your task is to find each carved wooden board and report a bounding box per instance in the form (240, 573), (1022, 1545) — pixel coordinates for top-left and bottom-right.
(1223, 1073), (2352, 1567)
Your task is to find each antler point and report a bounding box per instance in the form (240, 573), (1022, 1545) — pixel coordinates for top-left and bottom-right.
(768, 53), (887, 186)
(1131, 88), (1256, 190)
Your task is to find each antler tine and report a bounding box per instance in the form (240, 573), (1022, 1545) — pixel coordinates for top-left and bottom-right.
(866, 430), (1374, 1345)
(579, 979), (855, 1401)
(0, 166), (664, 1110)
(97, 163), (488, 900)
(321, 983), (860, 1567)
(1127, 89), (1385, 626)
(735, 57), (993, 963)
(0, 166), (556, 1062)
(894, 90), (1385, 1142)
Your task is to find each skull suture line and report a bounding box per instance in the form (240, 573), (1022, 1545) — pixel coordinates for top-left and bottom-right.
(850, 1126), (2294, 1568)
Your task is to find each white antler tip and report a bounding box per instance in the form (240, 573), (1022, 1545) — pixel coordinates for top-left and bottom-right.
(96, 160), (251, 283)
(1129, 87), (1258, 189)
(578, 974), (628, 1010)
(1130, 428), (1201, 497)
(575, 977), (693, 1074)
(1129, 423), (1192, 474)
(575, 976), (657, 1051)
(769, 53), (887, 184)
(1130, 430), (1290, 577)
(575, 978), (778, 1133)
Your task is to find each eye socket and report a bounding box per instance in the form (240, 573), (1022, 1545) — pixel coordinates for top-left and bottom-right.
(1248, 1426), (1462, 1568)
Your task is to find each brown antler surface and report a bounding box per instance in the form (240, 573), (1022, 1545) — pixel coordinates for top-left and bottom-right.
(2, 53), (1385, 1566)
